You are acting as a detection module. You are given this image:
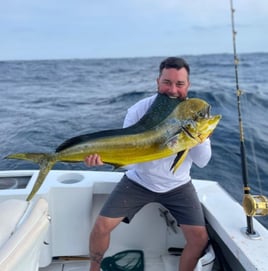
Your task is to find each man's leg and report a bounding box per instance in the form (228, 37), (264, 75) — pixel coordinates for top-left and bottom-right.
(179, 224), (208, 271)
(89, 215), (124, 271)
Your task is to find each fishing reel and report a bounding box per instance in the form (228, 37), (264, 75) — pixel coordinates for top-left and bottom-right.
(243, 194), (268, 216)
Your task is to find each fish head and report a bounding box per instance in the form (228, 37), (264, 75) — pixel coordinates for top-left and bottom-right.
(184, 114), (221, 143)
(176, 98), (211, 120)
(175, 98), (221, 143)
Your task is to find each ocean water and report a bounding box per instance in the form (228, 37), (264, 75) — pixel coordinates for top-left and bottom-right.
(1, 53), (268, 227)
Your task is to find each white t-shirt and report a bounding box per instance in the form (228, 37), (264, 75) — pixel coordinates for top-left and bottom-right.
(124, 94), (212, 192)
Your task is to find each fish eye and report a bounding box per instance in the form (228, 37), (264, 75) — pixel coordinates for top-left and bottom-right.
(199, 111), (207, 118)
(198, 106), (210, 119)
(195, 109), (209, 120)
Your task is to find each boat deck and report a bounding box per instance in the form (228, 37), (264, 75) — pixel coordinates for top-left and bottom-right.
(40, 255), (175, 271)
(40, 259), (90, 271)
(39, 252), (220, 271)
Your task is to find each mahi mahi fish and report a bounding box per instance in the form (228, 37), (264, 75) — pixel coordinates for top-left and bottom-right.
(6, 93), (221, 201)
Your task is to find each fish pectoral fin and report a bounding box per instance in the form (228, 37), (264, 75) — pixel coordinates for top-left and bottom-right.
(164, 131), (183, 150)
(170, 149), (189, 173)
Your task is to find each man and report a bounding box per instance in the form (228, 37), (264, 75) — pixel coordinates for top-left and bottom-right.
(85, 57), (211, 271)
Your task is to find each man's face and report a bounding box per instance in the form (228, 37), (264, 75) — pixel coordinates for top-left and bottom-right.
(157, 67), (190, 99)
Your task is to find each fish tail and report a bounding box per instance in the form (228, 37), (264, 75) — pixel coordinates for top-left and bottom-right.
(6, 152), (49, 163)
(26, 159), (55, 201)
(5, 152), (56, 201)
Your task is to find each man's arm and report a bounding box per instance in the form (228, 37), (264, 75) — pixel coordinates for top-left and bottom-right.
(189, 138), (212, 168)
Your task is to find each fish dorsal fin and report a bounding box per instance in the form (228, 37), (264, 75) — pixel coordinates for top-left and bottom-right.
(56, 94), (183, 152)
(128, 93), (183, 132)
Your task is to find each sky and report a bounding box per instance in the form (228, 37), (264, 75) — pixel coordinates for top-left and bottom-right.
(1, 0), (268, 61)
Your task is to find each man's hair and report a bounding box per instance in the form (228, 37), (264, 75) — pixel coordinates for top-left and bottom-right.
(159, 57), (190, 76)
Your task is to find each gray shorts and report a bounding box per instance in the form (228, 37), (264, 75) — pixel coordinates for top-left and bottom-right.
(100, 175), (205, 226)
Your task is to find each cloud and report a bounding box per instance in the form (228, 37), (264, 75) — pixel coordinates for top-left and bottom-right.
(1, 0), (268, 60)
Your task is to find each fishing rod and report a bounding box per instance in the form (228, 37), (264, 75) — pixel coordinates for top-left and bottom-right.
(229, 0), (268, 238)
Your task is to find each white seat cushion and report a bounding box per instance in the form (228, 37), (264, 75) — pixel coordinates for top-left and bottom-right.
(0, 199), (29, 246)
(0, 198), (49, 271)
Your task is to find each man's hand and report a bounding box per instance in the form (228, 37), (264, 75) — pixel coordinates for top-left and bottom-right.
(84, 154), (104, 166)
